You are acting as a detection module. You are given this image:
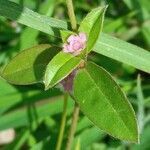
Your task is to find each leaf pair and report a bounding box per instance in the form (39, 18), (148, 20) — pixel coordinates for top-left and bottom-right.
(1, 45), (82, 89)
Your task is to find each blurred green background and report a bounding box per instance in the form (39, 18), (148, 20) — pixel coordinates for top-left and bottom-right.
(0, 0), (150, 149)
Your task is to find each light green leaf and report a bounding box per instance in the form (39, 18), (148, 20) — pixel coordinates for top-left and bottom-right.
(60, 30), (75, 43)
(0, 0), (67, 37)
(74, 62), (139, 142)
(94, 33), (150, 73)
(44, 52), (82, 90)
(2, 44), (60, 85)
(79, 6), (107, 52)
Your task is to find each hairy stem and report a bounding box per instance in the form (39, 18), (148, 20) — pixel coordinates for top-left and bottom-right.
(66, 0), (77, 31)
(66, 103), (80, 150)
(56, 92), (68, 150)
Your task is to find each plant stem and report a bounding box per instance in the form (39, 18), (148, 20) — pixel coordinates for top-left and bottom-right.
(65, 1), (79, 149)
(66, 0), (77, 31)
(56, 92), (68, 150)
(66, 103), (80, 150)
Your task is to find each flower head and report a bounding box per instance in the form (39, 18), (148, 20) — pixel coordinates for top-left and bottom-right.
(63, 33), (87, 56)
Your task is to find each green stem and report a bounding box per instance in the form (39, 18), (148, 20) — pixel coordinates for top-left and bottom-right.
(66, 103), (80, 150)
(66, 0), (77, 31)
(65, 1), (79, 149)
(56, 92), (68, 150)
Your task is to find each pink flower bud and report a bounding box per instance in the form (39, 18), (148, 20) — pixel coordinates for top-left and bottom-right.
(63, 32), (87, 56)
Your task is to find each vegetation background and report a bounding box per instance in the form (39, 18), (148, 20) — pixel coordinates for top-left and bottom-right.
(0, 0), (150, 149)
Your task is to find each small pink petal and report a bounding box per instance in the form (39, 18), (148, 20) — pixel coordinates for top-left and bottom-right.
(67, 44), (74, 52)
(72, 42), (82, 50)
(79, 33), (87, 42)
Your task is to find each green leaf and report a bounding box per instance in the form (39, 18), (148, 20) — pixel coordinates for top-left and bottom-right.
(60, 30), (75, 43)
(94, 33), (150, 73)
(44, 52), (82, 90)
(79, 6), (107, 52)
(0, 0), (67, 37)
(74, 62), (139, 142)
(2, 44), (60, 85)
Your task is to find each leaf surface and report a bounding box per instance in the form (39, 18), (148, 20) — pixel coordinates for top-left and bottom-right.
(79, 6), (107, 52)
(0, 0), (67, 37)
(74, 62), (139, 142)
(94, 33), (150, 73)
(44, 52), (82, 89)
(2, 44), (59, 85)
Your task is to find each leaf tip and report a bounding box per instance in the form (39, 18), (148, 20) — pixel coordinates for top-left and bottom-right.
(43, 79), (49, 90)
(101, 5), (108, 15)
(134, 127), (140, 144)
(0, 67), (9, 82)
(126, 122), (140, 144)
(131, 135), (140, 144)
(44, 84), (49, 91)
(97, 5), (108, 13)
(43, 79), (53, 91)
